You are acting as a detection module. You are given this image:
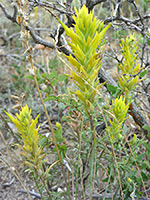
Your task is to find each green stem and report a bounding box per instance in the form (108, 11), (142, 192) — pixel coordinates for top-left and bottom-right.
(89, 114), (96, 199)
(78, 122), (86, 200)
(32, 172), (45, 200)
(40, 176), (53, 200)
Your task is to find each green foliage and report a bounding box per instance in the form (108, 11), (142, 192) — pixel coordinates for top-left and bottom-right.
(3, 3), (150, 200)
(139, 69), (148, 78)
(25, 65), (68, 102)
(107, 84), (122, 97)
(144, 0), (150, 11)
(53, 122), (67, 159)
(104, 34), (149, 198)
(58, 5), (149, 199)
(113, 29), (128, 40)
(143, 125), (150, 131)
(11, 64), (33, 93)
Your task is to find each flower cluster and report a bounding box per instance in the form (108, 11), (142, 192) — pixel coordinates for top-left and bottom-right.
(5, 105), (46, 173)
(59, 5), (110, 115)
(107, 96), (129, 141)
(118, 34), (144, 97)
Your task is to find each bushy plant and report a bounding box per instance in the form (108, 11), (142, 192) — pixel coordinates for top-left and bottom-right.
(2, 2), (150, 200)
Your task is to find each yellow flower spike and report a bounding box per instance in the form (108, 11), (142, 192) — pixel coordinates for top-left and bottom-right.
(4, 113), (23, 131)
(29, 120), (36, 134)
(118, 76), (125, 89)
(118, 134), (123, 140)
(129, 33), (136, 41)
(74, 45), (86, 60)
(24, 117), (29, 126)
(5, 105), (45, 172)
(56, 122), (61, 129)
(75, 23), (85, 39)
(128, 178), (133, 183)
(75, 90), (86, 104)
(128, 76), (139, 90)
(111, 95), (129, 124)
(59, 5), (110, 115)
(35, 113), (40, 123)
(79, 66), (86, 78)
(131, 63), (141, 74)
(119, 34), (143, 95)
(71, 71), (85, 90)
(33, 129), (39, 143)
(4, 111), (15, 122)
(85, 19), (98, 39)
(130, 133), (137, 145)
(85, 99), (94, 112)
(67, 56), (81, 71)
(111, 134), (115, 141)
(133, 133), (137, 143)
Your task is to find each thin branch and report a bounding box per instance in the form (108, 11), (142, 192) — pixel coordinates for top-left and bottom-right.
(86, 0), (107, 11)
(26, 25), (55, 49)
(0, 2), (17, 22)
(104, 14), (150, 25)
(113, 0), (121, 18)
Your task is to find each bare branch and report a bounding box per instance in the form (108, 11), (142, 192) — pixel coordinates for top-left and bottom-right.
(86, 0), (107, 11)
(26, 26), (54, 49)
(66, 0), (73, 9)
(113, 0), (121, 18)
(0, 35), (7, 46)
(0, 3), (55, 47)
(0, 2), (17, 22)
(37, 1), (73, 15)
(0, 2), (74, 56)
(93, 0), (107, 6)
(104, 14), (150, 25)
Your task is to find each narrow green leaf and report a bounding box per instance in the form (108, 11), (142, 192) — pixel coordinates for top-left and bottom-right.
(24, 74), (34, 80)
(44, 95), (58, 102)
(143, 125), (150, 131)
(107, 84), (118, 94)
(146, 33), (150, 46)
(39, 136), (47, 147)
(11, 74), (18, 80)
(141, 172), (149, 181)
(51, 78), (58, 86)
(102, 177), (109, 182)
(139, 70), (147, 78)
(144, 143), (150, 151)
(58, 74), (68, 81)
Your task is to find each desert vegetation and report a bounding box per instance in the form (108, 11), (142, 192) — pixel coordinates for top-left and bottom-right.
(0, 0), (150, 199)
